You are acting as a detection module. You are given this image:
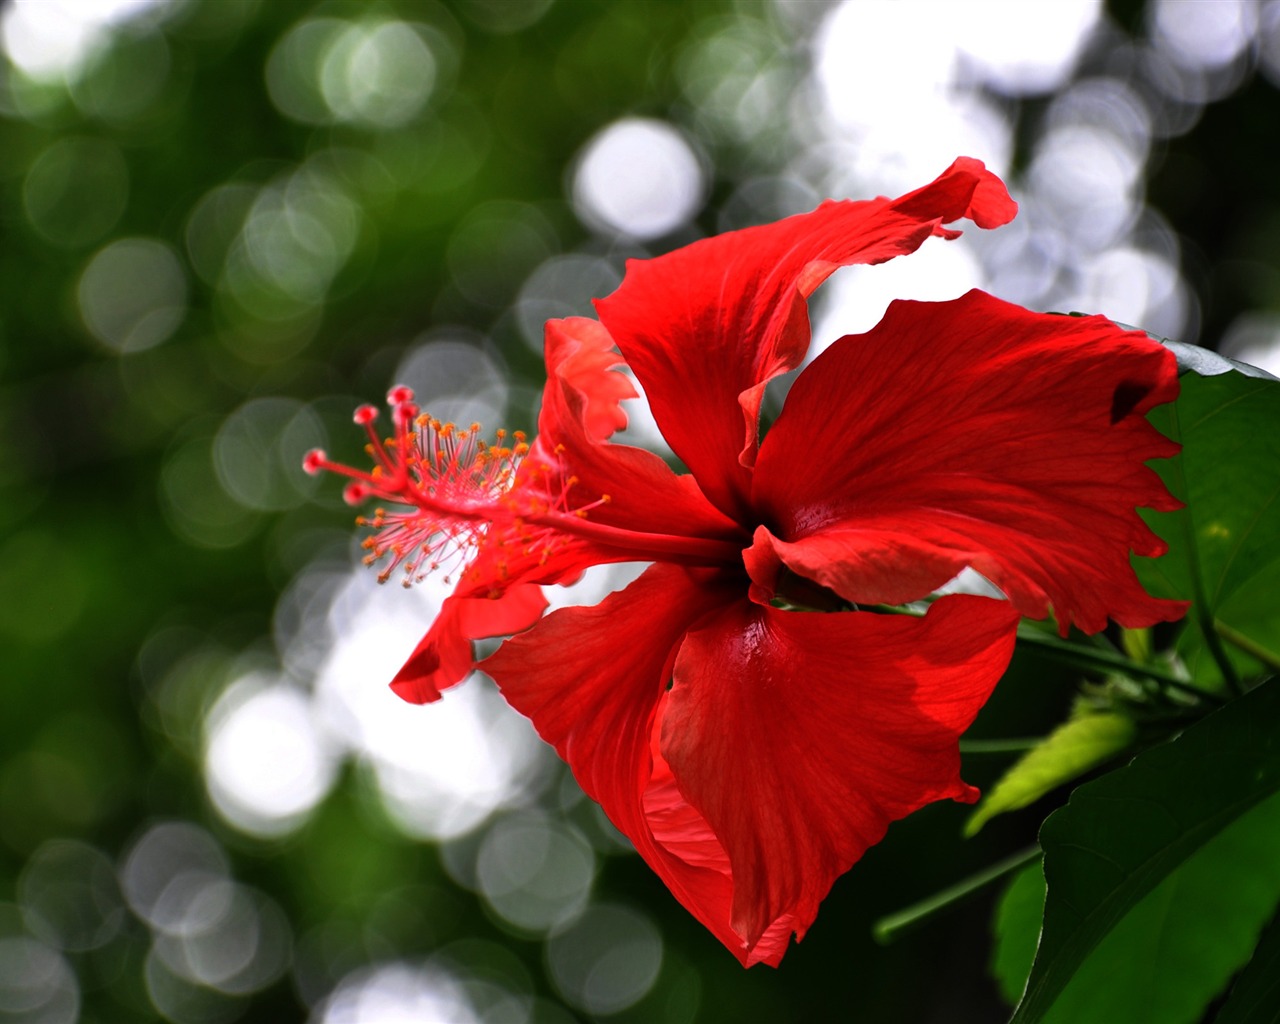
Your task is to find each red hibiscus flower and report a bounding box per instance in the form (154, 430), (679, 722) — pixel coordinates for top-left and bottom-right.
(305, 157), (1186, 966)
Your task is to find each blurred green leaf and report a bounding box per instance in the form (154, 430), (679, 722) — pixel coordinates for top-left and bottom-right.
(1121, 626), (1152, 663)
(1136, 371), (1280, 688)
(1009, 677), (1280, 1023)
(965, 711), (1135, 837)
(995, 793), (1280, 1021)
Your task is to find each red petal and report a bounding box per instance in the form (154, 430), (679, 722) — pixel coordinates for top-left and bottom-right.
(433, 318), (741, 621)
(662, 595), (1019, 949)
(642, 715), (797, 966)
(480, 565), (787, 963)
(538, 315), (637, 443)
(752, 289), (1189, 635)
(389, 584), (547, 704)
(594, 158), (1015, 520)
(533, 317), (743, 544)
(483, 567), (1017, 965)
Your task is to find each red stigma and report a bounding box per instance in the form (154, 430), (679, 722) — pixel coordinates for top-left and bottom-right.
(394, 401), (420, 427)
(343, 482), (371, 505)
(302, 449), (327, 475)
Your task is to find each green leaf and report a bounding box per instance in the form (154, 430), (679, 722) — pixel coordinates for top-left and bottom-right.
(994, 794), (1280, 1021)
(965, 712), (1135, 836)
(992, 862), (1045, 1005)
(1213, 902), (1280, 1024)
(1009, 676), (1280, 1023)
(1135, 371), (1280, 688)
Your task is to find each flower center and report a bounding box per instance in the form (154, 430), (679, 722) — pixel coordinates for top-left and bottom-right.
(770, 566), (852, 612)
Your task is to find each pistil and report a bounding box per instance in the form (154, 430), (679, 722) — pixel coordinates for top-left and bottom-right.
(304, 386), (744, 587)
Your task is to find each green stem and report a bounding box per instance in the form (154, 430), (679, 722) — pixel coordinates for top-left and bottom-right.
(958, 737), (1045, 755)
(1014, 626), (1222, 705)
(1215, 620), (1280, 674)
(867, 603), (1221, 705)
(1015, 626), (1170, 682)
(873, 846), (1042, 944)
(1201, 613), (1245, 697)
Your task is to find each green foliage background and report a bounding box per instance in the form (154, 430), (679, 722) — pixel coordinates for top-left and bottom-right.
(2, 1), (1278, 1021)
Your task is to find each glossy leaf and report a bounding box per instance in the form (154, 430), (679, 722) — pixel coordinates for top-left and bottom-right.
(1213, 901), (1280, 1024)
(965, 711), (1134, 836)
(1162, 339), (1278, 381)
(995, 793), (1280, 1021)
(1135, 371), (1280, 687)
(992, 862), (1046, 1006)
(1009, 677), (1280, 1023)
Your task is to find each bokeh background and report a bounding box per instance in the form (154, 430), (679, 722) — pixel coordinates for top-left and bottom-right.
(2, 1), (1278, 1021)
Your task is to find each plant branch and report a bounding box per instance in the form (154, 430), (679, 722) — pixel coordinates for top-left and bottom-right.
(1014, 626), (1223, 705)
(867, 603), (1222, 705)
(873, 846), (1042, 944)
(958, 737), (1045, 755)
(1200, 612), (1245, 697)
(1215, 620), (1280, 675)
